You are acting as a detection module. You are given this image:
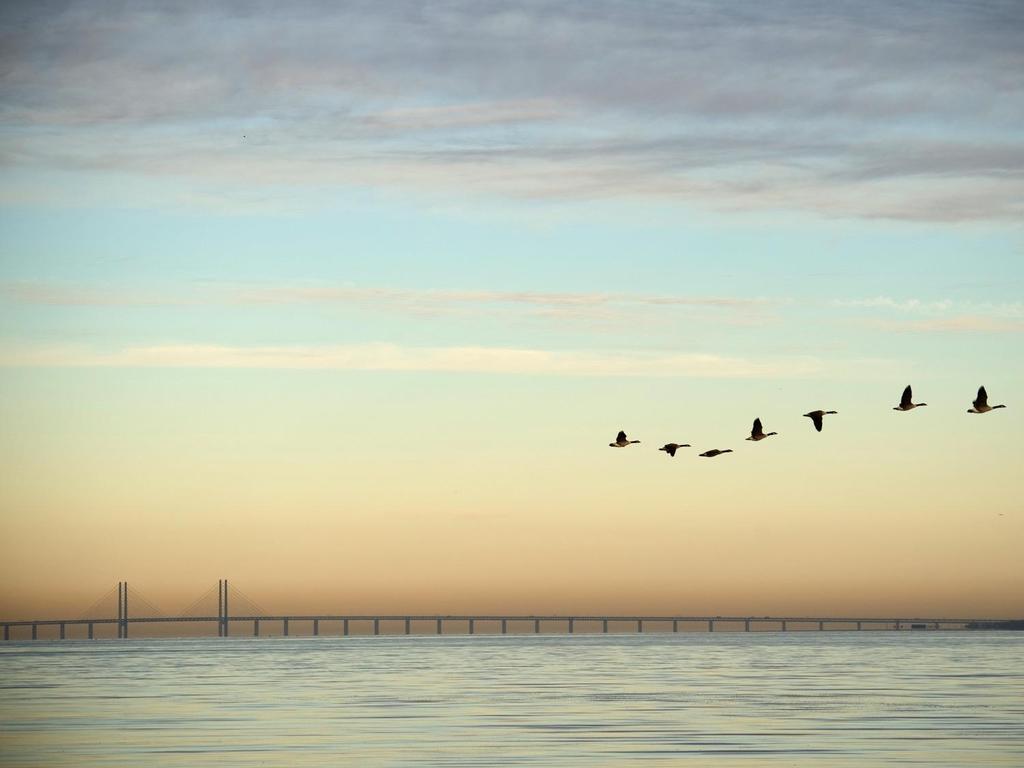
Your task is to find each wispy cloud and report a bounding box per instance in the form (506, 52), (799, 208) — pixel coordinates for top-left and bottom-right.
(867, 315), (1024, 334)
(1, 1), (1021, 220)
(0, 281), (203, 307)
(1, 280), (775, 324)
(7, 281), (1022, 334)
(833, 296), (1024, 333)
(230, 284), (773, 316)
(833, 296), (1024, 318)
(361, 100), (570, 132)
(0, 342), (853, 379)
(832, 297), (956, 313)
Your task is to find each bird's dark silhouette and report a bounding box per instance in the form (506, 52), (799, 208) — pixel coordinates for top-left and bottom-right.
(746, 418), (777, 441)
(894, 385), (926, 411)
(968, 386), (1006, 414)
(609, 430), (641, 447)
(659, 443), (690, 457)
(803, 410), (837, 432)
(600, 381), (1009, 462)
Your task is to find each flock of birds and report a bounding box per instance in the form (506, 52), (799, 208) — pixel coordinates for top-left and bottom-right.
(609, 385), (1008, 458)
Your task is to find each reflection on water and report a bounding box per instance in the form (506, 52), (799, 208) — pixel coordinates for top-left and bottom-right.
(1, 633), (1022, 766)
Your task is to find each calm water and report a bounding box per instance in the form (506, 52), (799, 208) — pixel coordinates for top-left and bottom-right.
(1, 633), (1022, 766)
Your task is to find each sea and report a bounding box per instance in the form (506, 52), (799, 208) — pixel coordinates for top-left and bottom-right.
(1, 632), (1022, 766)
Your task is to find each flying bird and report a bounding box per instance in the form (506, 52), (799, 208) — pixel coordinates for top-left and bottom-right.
(803, 410), (837, 432)
(659, 443), (691, 457)
(894, 385), (926, 411)
(968, 386), (1006, 414)
(746, 418), (777, 441)
(699, 449), (733, 457)
(609, 430), (641, 447)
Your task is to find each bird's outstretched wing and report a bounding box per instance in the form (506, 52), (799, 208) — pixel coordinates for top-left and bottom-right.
(811, 413), (823, 432)
(616, 430), (627, 443)
(665, 445), (677, 457)
(975, 387), (988, 408)
(752, 418), (763, 437)
(901, 385), (913, 408)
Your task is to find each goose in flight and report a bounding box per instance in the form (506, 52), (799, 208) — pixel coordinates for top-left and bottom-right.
(894, 385), (926, 411)
(609, 430), (641, 447)
(746, 418), (777, 441)
(659, 443), (691, 457)
(968, 386), (1006, 414)
(699, 448), (733, 458)
(803, 410), (837, 432)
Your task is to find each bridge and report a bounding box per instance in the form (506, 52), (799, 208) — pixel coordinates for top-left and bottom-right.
(0, 581), (1006, 641)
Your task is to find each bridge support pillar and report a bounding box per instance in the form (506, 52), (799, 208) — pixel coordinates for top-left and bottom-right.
(568, 618), (574, 634)
(254, 620), (260, 637)
(59, 623), (65, 640)
(602, 619), (608, 633)
(856, 621), (861, 631)
(708, 620), (714, 632)
(374, 619), (380, 636)
(405, 618), (411, 635)
(88, 623), (93, 640)
(217, 580), (225, 637)
(501, 619), (507, 635)
(118, 581), (129, 639)
(3, 625), (8, 641)
(781, 620), (787, 631)
(534, 619), (540, 634)
(744, 619), (751, 632)
(818, 621), (824, 631)
(313, 619), (319, 637)
(673, 620), (678, 633)
(468, 619), (474, 635)
(637, 620), (643, 633)
(436, 619), (442, 635)
(344, 619), (349, 636)
(32, 624), (37, 640)
(895, 620), (901, 631)
(283, 619), (289, 637)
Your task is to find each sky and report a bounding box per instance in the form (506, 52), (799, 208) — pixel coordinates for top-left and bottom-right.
(1, 1), (1022, 623)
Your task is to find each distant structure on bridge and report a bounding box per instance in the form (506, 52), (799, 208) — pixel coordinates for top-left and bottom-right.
(1, 580), (1012, 641)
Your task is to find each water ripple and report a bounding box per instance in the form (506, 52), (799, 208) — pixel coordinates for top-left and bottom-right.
(1, 633), (1022, 766)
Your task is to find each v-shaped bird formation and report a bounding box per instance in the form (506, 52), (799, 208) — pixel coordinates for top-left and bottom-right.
(609, 385), (1007, 458)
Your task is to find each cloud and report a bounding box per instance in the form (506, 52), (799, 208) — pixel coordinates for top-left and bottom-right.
(8, 281), (1022, 335)
(832, 297), (956, 313)
(833, 296), (1023, 318)
(868, 315), (1024, 333)
(361, 100), (570, 132)
(0, 281), (202, 307)
(0, 342), (847, 379)
(834, 296), (1024, 333)
(1, 280), (775, 327)
(229, 284), (772, 315)
(1, 1), (1021, 220)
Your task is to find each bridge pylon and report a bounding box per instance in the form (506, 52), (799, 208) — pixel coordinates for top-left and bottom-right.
(217, 579), (229, 637)
(116, 581), (128, 639)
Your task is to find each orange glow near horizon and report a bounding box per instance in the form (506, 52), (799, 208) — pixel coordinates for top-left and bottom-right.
(1, 369), (1021, 623)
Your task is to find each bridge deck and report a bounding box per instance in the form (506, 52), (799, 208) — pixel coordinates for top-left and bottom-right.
(1, 614), (994, 628)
